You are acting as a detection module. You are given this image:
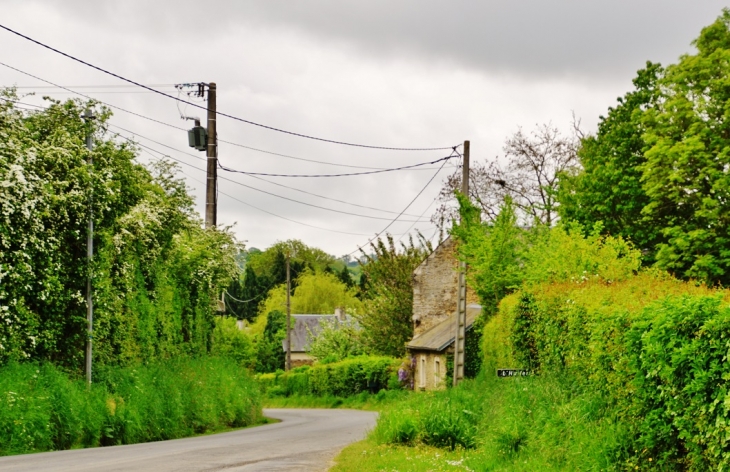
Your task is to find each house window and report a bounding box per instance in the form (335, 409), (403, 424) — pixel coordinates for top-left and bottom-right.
(434, 358), (440, 385)
(420, 355), (426, 388)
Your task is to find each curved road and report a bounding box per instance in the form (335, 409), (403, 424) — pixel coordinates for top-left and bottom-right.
(0, 409), (377, 472)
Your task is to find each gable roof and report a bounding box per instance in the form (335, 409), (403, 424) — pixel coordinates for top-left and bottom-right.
(282, 314), (353, 353)
(406, 304), (482, 352)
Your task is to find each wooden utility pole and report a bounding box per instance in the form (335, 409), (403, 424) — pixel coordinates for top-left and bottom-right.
(83, 109), (95, 386)
(285, 253), (292, 371)
(205, 83), (217, 228)
(453, 140), (470, 386)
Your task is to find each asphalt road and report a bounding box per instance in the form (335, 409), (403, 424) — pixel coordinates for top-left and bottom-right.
(0, 409), (377, 472)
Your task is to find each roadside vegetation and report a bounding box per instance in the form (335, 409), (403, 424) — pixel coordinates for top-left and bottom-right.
(0, 357), (262, 456)
(335, 11), (730, 471)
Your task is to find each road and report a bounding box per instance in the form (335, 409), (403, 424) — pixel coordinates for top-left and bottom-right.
(0, 409), (377, 472)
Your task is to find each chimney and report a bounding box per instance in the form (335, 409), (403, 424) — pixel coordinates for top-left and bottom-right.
(335, 307), (346, 322)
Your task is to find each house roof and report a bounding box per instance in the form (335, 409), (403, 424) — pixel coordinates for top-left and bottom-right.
(406, 304), (482, 352)
(281, 314), (352, 353)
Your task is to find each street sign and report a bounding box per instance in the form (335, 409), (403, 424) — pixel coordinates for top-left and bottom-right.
(497, 369), (530, 377)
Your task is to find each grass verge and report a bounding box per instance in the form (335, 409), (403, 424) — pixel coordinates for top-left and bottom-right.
(332, 373), (630, 471)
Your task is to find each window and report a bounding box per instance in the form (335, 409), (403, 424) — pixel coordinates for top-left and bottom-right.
(434, 358), (441, 385)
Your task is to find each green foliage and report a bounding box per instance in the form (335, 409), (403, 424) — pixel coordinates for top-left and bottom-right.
(366, 374), (626, 467)
(0, 96), (240, 368)
(246, 240), (334, 280)
(640, 10), (730, 284)
(210, 317), (254, 368)
(491, 271), (730, 469)
(254, 310), (286, 373)
(0, 358), (262, 456)
(258, 271), (362, 319)
(626, 295), (730, 470)
(558, 10), (730, 285)
(558, 62), (663, 259)
(452, 194), (523, 315)
(358, 234), (432, 357)
(306, 318), (365, 362)
(257, 356), (400, 397)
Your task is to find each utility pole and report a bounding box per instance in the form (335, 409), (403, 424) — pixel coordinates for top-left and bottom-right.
(285, 253), (292, 371)
(205, 82), (217, 228)
(83, 109), (95, 386)
(453, 140), (469, 386)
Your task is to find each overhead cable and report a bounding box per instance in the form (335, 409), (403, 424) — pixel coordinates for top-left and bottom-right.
(0, 62), (452, 171)
(218, 154), (456, 178)
(0, 23), (458, 151)
(346, 150), (455, 257)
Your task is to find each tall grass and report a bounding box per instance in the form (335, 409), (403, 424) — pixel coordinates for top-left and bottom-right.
(0, 357), (262, 456)
(364, 373), (629, 470)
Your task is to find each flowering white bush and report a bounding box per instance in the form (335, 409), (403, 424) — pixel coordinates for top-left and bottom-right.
(0, 91), (240, 367)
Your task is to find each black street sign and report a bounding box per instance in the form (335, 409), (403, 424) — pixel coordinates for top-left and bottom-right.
(497, 369), (530, 377)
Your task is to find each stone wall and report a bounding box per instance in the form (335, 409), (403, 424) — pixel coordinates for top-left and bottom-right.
(412, 237), (478, 338)
(413, 350), (447, 390)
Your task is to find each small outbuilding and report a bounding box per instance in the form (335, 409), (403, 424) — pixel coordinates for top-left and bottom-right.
(282, 308), (350, 367)
(407, 304), (481, 390)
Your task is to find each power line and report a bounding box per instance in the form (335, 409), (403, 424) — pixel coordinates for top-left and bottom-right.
(244, 174), (427, 218)
(113, 131), (376, 236)
(107, 123), (435, 222)
(1, 62), (454, 172)
(218, 154), (456, 178)
(347, 150), (455, 257)
(0, 23), (458, 151)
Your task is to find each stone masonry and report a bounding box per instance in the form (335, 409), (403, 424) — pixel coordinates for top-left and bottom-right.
(411, 237), (478, 337)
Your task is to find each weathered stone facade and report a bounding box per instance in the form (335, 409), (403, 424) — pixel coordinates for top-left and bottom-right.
(414, 349), (450, 390)
(411, 237), (477, 337)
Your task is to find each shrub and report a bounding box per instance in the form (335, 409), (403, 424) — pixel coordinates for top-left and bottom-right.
(256, 356), (400, 397)
(487, 271), (730, 469)
(0, 357), (262, 456)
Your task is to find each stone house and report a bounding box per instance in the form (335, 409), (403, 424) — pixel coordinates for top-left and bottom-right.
(407, 237), (480, 390)
(282, 308), (350, 367)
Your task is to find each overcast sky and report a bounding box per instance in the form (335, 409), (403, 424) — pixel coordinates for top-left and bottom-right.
(1, 1), (724, 257)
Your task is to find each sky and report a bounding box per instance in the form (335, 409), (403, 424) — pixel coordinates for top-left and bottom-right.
(0, 1), (725, 258)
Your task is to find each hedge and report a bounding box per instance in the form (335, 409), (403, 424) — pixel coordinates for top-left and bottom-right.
(257, 356), (401, 397)
(483, 271), (730, 470)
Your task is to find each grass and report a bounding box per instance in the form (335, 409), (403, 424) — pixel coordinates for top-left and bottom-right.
(331, 373), (631, 471)
(0, 357), (263, 456)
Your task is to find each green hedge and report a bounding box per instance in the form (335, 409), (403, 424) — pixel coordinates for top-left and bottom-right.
(0, 357), (262, 456)
(257, 356), (401, 397)
(484, 271), (730, 470)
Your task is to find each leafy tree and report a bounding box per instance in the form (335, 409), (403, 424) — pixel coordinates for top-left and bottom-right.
(306, 318), (365, 362)
(435, 124), (578, 227)
(558, 62), (664, 259)
(246, 240), (334, 279)
(640, 10), (730, 284)
(0, 94), (240, 368)
(254, 310), (286, 373)
(258, 271), (362, 316)
(452, 194), (525, 315)
(357, 234), (432, 357)
(337, 265), (355, 288)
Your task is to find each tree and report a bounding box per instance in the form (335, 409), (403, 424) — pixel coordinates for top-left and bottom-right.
(452, 194), (524, 315)
(558, 62), (664, 260)
(306, 318), (365, 362)
(0, 93), (240, 368)
(258, 271), (362, 317)
(640, 9), (730, 284)
(434, 124), (579, 227)
(357, 234), (432, 357)
(337, 265), (355, 288)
